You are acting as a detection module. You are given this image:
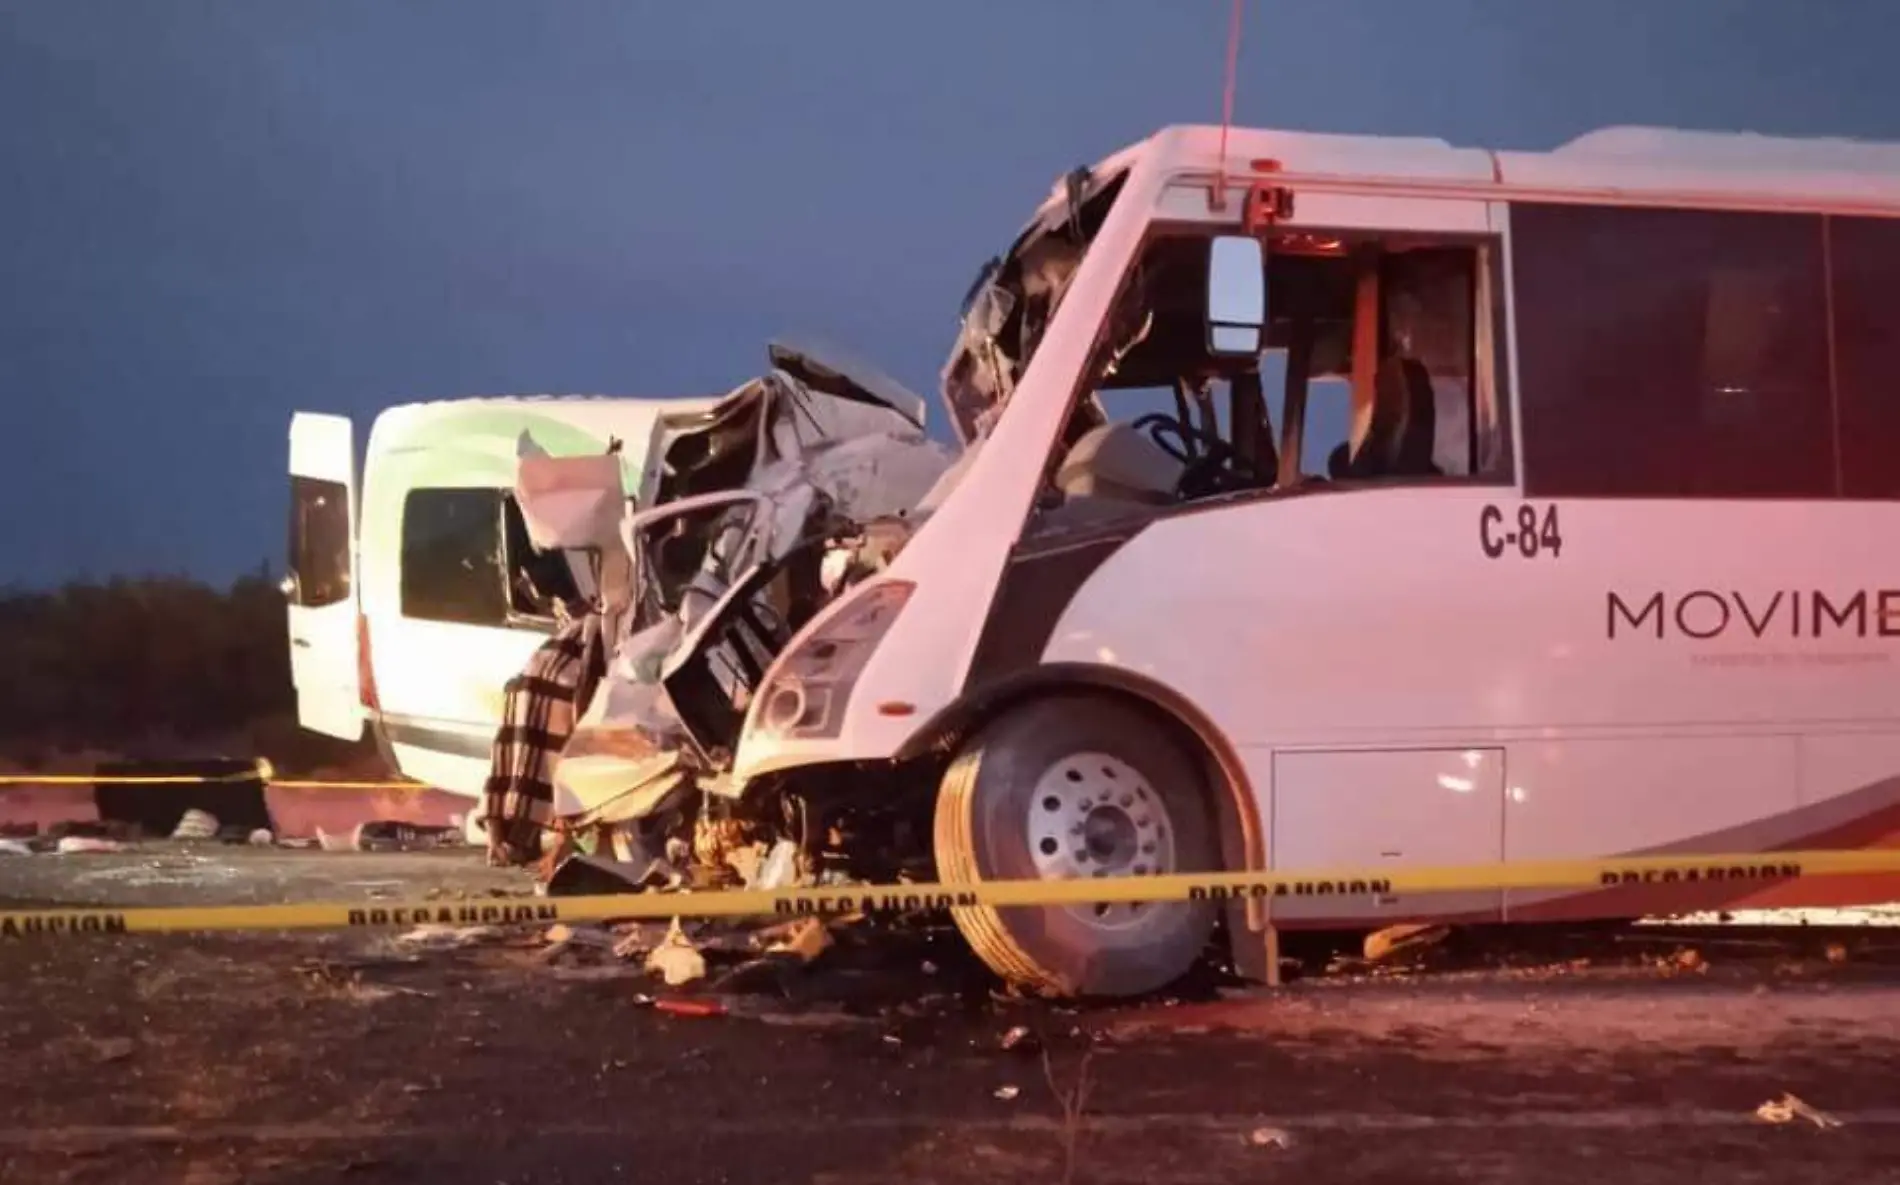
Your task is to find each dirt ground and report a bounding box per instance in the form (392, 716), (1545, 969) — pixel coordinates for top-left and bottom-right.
(3, 846), (1900, 1185)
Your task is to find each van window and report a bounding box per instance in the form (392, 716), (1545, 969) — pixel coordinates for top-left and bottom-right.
(287, 475), (350, 608)
(400, 488), (581, 627)
(1511, 203), (1832, 499)
(1829, 215), (1900, 499)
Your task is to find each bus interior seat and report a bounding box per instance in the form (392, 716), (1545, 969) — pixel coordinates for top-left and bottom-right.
(1332, 356), (1441, 480)
(1327, 440), (1352, 479)
(1391, 357), (1440, 476)
(1054, 420), (1186, 505)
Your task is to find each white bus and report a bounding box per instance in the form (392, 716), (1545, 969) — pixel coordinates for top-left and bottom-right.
(683, 122), (1900, 997)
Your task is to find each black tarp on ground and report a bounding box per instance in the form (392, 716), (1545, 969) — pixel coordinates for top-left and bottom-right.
(93, 758), (274, 838)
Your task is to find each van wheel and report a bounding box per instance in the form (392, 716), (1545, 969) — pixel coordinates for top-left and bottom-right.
(933, 696), (1218, 997)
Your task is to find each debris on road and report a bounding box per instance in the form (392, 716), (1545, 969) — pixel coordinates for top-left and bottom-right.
(704, 950), (807, 996)
(544, 923), (616, 949)
(54, 835), (125, 854)
(762, 917), (832, 964)
(993, 1085), (1020, 1101)
(1363, 923), (1450, 963)
(1247, 1126), (1294, 1150)
(646, 919), (708, 986)
(355, 820), (466, 852)
(544, 852), (669, 897)
(347, 983), (436, 1003)
(543, 963), (649, 982)
(171, 808), (219, 841)
(999, 1025), (1040, 1055)
(313, 820), (465, 853)
(89, 1037), (135, 1064)
(1756, 1092), (1844, 1129)
(538, 922), (624, 966)
(612, 925), (662, 961)
(394, 924), (503, 950)
(1667, 947), (1708, 975)
(45, 820), (140, 843)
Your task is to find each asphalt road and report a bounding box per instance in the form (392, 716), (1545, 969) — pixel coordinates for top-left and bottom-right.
(1, 846), (1897, 1184)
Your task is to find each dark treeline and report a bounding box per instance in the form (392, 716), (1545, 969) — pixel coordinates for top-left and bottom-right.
(0, 572), (373, 773)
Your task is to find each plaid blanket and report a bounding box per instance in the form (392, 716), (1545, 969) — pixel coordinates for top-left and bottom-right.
(479, 610), (607, 866)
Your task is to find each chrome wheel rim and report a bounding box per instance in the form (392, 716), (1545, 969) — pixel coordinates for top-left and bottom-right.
(1024, 751), (1175, 928)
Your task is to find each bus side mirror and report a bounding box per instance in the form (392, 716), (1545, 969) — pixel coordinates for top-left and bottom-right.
(1205, 235), (1266, 356)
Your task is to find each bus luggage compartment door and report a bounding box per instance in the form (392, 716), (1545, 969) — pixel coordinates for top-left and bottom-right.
(1269, 746), (1504, 924)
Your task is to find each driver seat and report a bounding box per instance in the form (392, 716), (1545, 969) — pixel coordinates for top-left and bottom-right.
(1330, 356), (1441, 480)
(1054, 421), (1185, 505)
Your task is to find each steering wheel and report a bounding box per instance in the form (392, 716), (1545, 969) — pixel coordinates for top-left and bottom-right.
(1129, 412), (1268, 499)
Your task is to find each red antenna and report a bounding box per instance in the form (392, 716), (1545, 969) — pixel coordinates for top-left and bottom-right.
(1211, 0), (1246, 210)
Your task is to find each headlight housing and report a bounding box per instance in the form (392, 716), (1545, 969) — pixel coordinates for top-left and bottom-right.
(749, 579), (914, 741)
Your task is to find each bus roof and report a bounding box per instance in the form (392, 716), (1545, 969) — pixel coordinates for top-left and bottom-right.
(1126, 122), (1900, 215)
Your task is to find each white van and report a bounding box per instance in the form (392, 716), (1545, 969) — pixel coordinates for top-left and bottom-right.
(675, 123), (1900, 997)
(287, 394), (709, 793)
(285, 343), (930, 796)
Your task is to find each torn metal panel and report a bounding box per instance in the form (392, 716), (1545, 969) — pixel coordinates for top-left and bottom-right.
(508, 341), (957, 841)
(560, 749), (694, 830)
(766, 336), (928, 433)
(513, 450), (627, 554)
(659, 542), (814, 764)
(938, 163), (1129, 445)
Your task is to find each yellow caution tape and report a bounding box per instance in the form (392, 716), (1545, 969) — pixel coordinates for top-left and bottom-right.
(0, 775), (427, 790)
(260, 780), (432, 792)
(0, 756), (428, 792)
(0, 772), (257, 787)
(4, 847), (1899, 939)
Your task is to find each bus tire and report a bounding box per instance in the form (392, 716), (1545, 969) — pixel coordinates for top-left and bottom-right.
(933, 694), (1218, 997)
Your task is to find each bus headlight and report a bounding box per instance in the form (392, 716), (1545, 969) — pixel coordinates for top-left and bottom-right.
(751, 580), (914, 741)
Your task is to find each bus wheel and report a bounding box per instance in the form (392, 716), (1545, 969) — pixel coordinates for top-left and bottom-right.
(933, 695), (1218, 997)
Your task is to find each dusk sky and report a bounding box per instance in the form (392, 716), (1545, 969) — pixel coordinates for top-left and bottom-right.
(4, 0), (1898, 587)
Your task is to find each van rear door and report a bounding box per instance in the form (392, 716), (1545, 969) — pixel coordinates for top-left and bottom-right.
(286, 412), (364, 740)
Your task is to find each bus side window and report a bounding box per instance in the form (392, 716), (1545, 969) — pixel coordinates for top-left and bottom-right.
(1264, 238), (1498, 487)
(1510, 203), (1832, 499)
(1834, 216), (1900, 498)
(1380, 247), (1481, 478)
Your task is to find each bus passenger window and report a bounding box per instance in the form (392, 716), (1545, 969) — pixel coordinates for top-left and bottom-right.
(1511, 203), (1831, 499)
(1277, 245), (1483, 485)
(1381, 248), (1481, 478)
(1833, 216), (1900, 499)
